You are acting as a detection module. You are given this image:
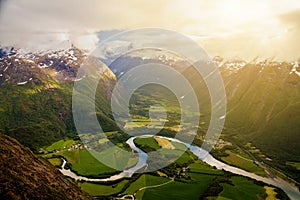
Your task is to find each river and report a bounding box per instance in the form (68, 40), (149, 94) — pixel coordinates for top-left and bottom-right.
(60, 135), (300, 200)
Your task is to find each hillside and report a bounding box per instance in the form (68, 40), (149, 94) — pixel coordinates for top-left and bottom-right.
(0, 133), (90, 199)
(221, 60), (300, 153)
(0, 46), (85, 150)
(219, 60), (300, 181)
(0, 46), (299, 183)
(0, 47), (116, 151)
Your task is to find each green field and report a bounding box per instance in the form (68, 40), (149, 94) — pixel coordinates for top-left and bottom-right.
(221, 150), (266, 177)
(134, 137), (161, 152)
(124, 121), (151, 128)
(123, 174), (172, 199)
(122, 161), (226, 200)
(47, 157), (62, 167)
(48, 145), (274, 199)
(141, 173), (215, 200)
(174, 151), (195, 166)
(58, 149), (118, 176)
(45, 139), (76, 152)
(218, 176), (266, 200)
(79, 180), (129, 196)
(189, 161), (223, 175)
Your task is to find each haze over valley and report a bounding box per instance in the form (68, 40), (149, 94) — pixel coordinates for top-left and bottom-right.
(0, 0), (300, 199)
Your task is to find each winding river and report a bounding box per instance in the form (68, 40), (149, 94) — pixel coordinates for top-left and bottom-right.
(60, 135), (300, 200)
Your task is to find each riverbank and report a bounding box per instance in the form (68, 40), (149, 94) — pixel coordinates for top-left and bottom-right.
(59, 135), (300, 199)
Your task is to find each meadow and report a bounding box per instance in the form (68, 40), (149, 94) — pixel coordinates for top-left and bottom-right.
(42, 135), (288, 199)
(221, 150), (266, 177)
(79, 180), (129, 196)
(218, 176), (265, 200)
(58, 149), (118, 177)
(45, 139), (76, 152)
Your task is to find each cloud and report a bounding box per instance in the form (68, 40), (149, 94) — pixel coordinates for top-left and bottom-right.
(0, 0), (300, 60)
(279, 8), (300, 28)
(0, 0), (175, 50)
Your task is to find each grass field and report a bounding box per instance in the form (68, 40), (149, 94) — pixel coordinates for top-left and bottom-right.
(189, 161), (224, 175)
(218, 176), (266, 200)
(80, 180), (129, 196)
(45, 139), (76, 152)
(134, 137), (160, 149)
(124, 122), (143, 129)
(90, 146), (138, 170)
(134, 137), (161, 152)
(123, 174), (170, 197)
(49, 140), (270, 199)
(174, 151), (195, 166)
(155, 137), (175, 149)
(122, 161), (225, 200)
(58, 149), (118, 176)
(47, 157), (62, 167)
(221, 150), (266, 177)
(141, 173), (215, 200)
(141, 139), (194, 168)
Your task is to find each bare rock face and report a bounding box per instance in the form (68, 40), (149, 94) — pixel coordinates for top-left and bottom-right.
(0, 133), (90, 200)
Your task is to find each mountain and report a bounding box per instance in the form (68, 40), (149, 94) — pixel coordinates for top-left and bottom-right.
(0, 133), (89, 199)
(221, 59), (300, 153)
(0, 46), (116, 151)
(100, 51), (300, 182)
(219, 59), (300, 182)
(101, 50), (300, 180)
(0, 46), (300, 183)
(0, 46), (83, 150)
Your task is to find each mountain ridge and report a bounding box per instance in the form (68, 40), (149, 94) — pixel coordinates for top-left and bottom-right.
(0, 133), (90, 199)
(0, 46), (299, 183)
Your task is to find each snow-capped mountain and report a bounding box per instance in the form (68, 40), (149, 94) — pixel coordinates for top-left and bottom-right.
(1, 44), (300, 87)
(0, 45), (86, 86)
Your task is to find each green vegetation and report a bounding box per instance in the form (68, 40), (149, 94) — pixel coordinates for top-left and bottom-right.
(119, 145), (244, 200)
(134, 137), (160, 152)
(124, 174), (170, 196)
(0, 83), (76, 151)
(221, 63), (300, 183)
(2, 54), (299, 199)
(129, 84), (182, 128)
(58, 149), (118, 177)
(79, 180), (129, 196)
(218, 176), (265, 200)
(189, 161), (223, 175)
(221, 150), (266, 177)
(140, 173), (215, 200)
(90, 145), (138, 170)
(174, 150), (195, 166)
(45, 139), (76, 152)
(47, 157), (62, 167)
(0, 59), (116, 152)
(43, 137), (281, 200)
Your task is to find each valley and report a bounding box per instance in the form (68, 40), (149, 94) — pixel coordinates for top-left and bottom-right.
(1, 0), (300, 198)
(0, 47), (299, 199)
(42, 134), (297, 199)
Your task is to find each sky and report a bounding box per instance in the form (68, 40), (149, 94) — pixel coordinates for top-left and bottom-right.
(0, 0), (300, 60)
